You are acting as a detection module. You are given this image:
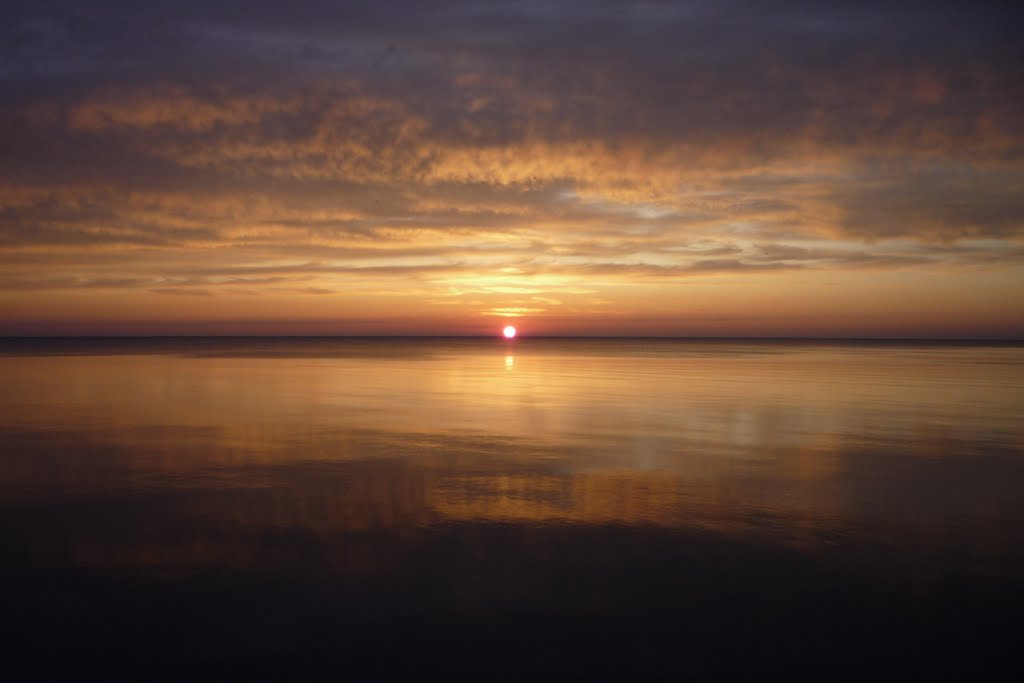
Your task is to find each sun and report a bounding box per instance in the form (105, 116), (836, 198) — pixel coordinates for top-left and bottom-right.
(502, 325), (517, 339)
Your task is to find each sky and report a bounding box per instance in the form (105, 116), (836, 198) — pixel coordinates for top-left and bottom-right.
(1, 0), (1022, 337)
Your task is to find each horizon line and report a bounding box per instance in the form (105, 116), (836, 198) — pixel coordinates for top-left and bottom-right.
(1, 334), (1021, 343)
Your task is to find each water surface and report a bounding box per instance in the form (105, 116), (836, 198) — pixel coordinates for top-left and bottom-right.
(2, 338), (1022, 677)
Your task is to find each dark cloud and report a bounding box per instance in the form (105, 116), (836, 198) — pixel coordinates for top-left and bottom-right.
(833, 163), (1024, 240)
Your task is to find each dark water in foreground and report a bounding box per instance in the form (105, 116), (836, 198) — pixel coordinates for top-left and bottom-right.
(2, 338), (1023, 678)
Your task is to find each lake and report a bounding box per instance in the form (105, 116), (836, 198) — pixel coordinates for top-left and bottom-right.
(2, 338), (1022, 677)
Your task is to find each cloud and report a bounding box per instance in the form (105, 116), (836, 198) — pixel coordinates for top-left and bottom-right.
(0, 1), (1022, 332)
(832, 163), (1024, 240)
(149, 287), (214, 297)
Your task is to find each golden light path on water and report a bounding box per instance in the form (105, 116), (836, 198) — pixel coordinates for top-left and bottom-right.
(1, 339), (1021, 553)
